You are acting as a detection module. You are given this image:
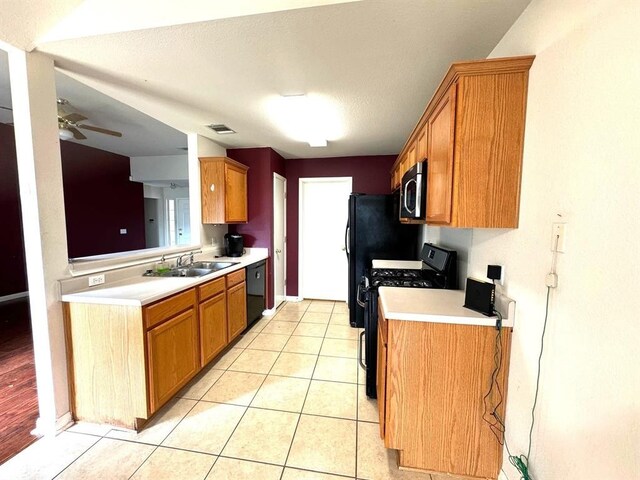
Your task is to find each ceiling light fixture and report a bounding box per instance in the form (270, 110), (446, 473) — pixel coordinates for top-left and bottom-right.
(59, 128), (74, 140)
(269, 94), (342, 148)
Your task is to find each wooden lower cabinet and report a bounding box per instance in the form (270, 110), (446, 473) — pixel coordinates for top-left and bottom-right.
(199, 292), (228, 366)
(147, 308), (199, 413)
(65, 267), (250, 430)
(227, 281), (247, 341)
(377, 302), (512, 480)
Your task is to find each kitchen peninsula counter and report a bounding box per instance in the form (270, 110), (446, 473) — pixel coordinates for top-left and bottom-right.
(61, 249), (267, 307)
(378, 287), (514, 328)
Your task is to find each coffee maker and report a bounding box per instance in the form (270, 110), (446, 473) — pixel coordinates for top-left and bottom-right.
(224, 233), (244, 257)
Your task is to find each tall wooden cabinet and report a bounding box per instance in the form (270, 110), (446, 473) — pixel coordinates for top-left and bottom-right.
(200, 157), (249, 224)
(390, 55), (535, 228)
(377, 302), (513, 479)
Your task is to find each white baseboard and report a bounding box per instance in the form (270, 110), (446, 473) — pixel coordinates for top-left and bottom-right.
(285, 296), (303, 302)
(262, 308), (277, 316)
(32, 411), (73, 437)
(0, 291), (28, 303)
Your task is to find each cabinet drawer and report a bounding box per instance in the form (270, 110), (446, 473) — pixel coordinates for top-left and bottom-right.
(144, 289), (196, 330)
(226, 268), (246, 288)
(377, 300), (388, 344)
(198, 277), (225, 302)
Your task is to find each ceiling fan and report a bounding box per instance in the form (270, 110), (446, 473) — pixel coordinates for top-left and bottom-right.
(57, 98), (122, 140)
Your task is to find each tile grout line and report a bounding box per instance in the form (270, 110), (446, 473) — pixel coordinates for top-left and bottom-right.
(276, 301), (321, 480)
(206, 302), (310, 478)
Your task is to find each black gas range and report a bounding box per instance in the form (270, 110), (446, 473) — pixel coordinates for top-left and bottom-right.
(358, 243), (458, 398)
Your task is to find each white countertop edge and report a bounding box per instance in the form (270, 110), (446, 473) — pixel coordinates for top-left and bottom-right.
(61, 251), (268, 307)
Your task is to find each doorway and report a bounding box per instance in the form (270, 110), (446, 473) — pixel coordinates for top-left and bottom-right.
(273, 173), (287, 308)
(299, 177), (352, 301)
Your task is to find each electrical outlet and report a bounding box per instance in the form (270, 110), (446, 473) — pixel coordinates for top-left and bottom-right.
(487, 265), (504, 285)
(551, 223), (566, 252)
(88, 274), (105, 287)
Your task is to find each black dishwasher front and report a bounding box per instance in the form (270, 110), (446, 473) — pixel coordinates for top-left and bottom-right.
(246, 260), (266, 326)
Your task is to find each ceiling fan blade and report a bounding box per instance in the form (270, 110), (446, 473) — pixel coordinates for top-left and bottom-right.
(63, 112), (88, 123)
(77, 123), (122, 137)
(68, 127), (87, 140)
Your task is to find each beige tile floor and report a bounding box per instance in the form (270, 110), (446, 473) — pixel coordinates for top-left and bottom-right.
(0, 300), (434, 480)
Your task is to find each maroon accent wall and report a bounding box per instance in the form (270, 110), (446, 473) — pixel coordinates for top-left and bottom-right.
(285, 155), (396, 296)
(227, 147), (286, 309)
(0, 123), (28, 297)
(61, 141), (145, 258)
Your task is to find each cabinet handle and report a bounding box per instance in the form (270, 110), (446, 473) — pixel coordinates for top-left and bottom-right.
(210, 184), (215, 192)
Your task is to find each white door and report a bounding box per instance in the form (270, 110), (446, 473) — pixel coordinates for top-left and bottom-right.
(273, 173), (287, 308)
(176, 197), (191, 245)
(299, 177), (352, 301)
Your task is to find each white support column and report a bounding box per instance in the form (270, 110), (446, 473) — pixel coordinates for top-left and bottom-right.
(8, 50), (72, 435)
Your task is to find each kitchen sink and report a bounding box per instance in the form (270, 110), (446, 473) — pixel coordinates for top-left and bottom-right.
(190, 261), (240, 271)
(144, 261), (239, 278)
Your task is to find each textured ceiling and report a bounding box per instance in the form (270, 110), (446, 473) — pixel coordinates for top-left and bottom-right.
(2, 0), (532, 159)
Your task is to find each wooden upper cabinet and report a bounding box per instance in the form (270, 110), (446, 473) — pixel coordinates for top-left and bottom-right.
(200, 157), (249, 224)
(426, 84), (456, 224)
(392, 55), (534, 228)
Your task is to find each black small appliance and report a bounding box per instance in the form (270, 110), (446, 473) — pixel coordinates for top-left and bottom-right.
(224, 233), (244, 257)
(359, 243), (458, 398)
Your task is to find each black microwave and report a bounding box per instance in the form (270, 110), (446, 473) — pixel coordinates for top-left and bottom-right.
(400, 160), (427, 220)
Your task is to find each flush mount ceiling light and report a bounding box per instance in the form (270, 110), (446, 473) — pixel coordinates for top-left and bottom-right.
(268, 94), (343, 147)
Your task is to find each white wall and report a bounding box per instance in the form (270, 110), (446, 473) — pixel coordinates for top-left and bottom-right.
(424, 1), (640, 478)
(130, 154), (188, 183)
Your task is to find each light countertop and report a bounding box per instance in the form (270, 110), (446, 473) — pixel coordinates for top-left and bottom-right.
(61, 250), (268, 307)
(378, 287), (514, 328)
(371, 259), (423, 269)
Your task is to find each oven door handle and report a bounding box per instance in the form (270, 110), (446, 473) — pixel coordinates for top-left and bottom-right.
(356, 282), (366, 308)
(358, 330), (367, 370)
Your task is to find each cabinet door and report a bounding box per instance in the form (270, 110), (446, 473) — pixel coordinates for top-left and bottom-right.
(227, 281), (247, 341)
(407, 142), (417, 168)
(225, 163), (248, 223)
(377, 322), (387, 439)
(426, 84), (456, 224)
(416, 125), (427, 162)
(200, 159), (225, 224)
(147, 309), (199, 413)
(199, 292), (227, 366)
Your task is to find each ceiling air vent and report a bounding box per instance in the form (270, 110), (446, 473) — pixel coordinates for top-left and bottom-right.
(207, 124), (236, 134)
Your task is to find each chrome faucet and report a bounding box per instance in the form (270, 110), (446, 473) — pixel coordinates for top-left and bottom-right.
(176, 254), (189, 267)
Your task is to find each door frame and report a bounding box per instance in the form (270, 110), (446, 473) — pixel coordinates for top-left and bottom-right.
(273, 173), (287, 309)
(298, 176), (353, 300)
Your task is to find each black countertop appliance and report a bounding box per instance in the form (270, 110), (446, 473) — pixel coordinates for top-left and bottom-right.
(345, 193), (420, 328)
(224, 233), (244, 257)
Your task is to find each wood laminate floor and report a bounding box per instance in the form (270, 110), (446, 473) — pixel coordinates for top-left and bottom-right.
(0, 298), (40, 465)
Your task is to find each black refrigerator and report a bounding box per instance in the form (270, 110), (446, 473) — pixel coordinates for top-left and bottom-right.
(346, 193), (420, 328)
